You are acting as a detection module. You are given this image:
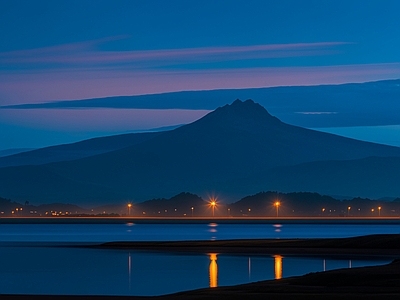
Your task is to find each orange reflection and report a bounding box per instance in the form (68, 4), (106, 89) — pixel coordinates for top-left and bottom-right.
(274, 255), (283, 279)
(209, 253), (218, 288)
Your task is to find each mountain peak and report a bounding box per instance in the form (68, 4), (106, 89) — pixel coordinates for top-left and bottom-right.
(195, 99), (281, 130)
(231, 98), (255, 106)
(220, 99), (272, 115)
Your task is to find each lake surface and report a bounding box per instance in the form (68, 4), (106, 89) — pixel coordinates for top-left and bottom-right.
(1, 222), (400, 243)
(0, 222), (399, 296)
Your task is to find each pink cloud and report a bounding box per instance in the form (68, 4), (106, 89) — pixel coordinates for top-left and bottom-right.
(1, 63), (399, 105)
(0, 40), (349, 65)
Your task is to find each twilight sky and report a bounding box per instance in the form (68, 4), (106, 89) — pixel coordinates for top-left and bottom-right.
(1, 0), (400, 150)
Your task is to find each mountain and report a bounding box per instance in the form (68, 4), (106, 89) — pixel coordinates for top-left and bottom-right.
(261, 156), (400, 199)
(4, 79), (400, 127)
(1, 99), (400, 204)
(0, 148), (35, 158)
(0, 131), (161, 168)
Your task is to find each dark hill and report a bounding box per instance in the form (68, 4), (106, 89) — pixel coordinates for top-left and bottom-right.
(0, 131), (160, 168)
(1, 100), (400, 204)
(134, 192), (208, 217)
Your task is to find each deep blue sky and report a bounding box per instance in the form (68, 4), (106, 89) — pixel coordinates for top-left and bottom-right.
(1, 0), (400, 150)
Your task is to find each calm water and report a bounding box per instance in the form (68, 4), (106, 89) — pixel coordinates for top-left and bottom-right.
(1, 222), (399, 243)
(0, 223), (398, 296)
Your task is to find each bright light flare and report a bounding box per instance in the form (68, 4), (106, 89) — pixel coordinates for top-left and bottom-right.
(209, 198), (217, 217)
(274, 201), (281, 217)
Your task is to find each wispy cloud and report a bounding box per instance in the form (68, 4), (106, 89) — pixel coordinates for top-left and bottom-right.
(1, 38), (399, 105)
(0, 38), (350, 67)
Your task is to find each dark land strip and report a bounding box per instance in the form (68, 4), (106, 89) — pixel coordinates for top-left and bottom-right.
(94, 234), (400, 256)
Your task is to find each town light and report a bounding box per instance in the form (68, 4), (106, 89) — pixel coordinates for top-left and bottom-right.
(210, 199), (217, 217)
(274, 201), (280, 217)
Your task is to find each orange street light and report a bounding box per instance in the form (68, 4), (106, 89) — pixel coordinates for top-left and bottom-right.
(127, 203), (132, 216)
(378, 206), (382, 217)
(191, 206), (194, 217)
(274, 201), (280, 217)
(347, 206), (351, 216)
(210, 199), (217, 217)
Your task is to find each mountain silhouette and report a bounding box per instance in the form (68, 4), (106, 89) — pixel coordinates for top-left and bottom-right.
(0, 131), (161, 168)
(1, 99), (400, 204)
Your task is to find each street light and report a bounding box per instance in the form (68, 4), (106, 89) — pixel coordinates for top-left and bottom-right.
(347, 206), (351, 216)
(191, 207), (194, 217)
(210, 199), (217, 217)
(378, 206), (382, 217)
(127, 203), (132, 216)
(274, 201), (280, 217)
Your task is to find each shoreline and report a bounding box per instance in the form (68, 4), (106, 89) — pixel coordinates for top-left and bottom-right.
(1, 216), (400, 224)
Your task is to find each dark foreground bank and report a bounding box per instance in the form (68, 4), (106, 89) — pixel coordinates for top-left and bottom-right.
(2, 234), (400, 300)
(96, 234), (400, 256)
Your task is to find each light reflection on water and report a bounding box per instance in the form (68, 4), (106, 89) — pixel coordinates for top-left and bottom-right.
(209, 253), (218, 288)
(0, 223), (399, 243)
(0, 246), (392, 296)
(274, 255), (283, 279)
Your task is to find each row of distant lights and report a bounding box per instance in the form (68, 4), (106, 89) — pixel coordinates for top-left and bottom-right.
(323, 206), (383, 214)
(125, 200), (277, 216)
(126, 201), (215, 216)
(1, 207), (73, 216)
(3, 203), (386, 217)
(126, 201), (387, 216)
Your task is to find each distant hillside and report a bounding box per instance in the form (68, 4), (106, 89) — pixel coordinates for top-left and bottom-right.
(134, 192), (208, 217)
(0, 131), (160, 168)
(0, 148), (35, 158)
(1, 100), (400, 204)
(228, 191), (400, 217)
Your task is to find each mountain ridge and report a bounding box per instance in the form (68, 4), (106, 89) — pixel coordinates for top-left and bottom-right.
(1, 99), (400, 204)
(0, 131), (161, 168)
